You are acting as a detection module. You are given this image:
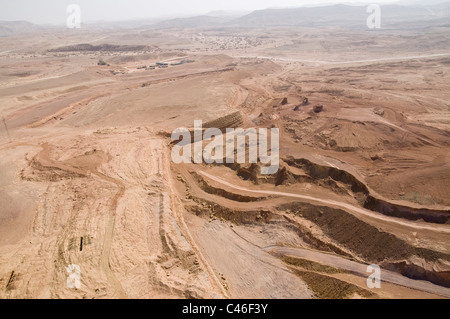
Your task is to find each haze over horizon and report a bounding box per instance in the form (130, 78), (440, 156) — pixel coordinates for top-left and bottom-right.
(0, 0), (441, 25)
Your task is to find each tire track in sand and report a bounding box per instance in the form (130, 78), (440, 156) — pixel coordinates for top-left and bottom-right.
(34, 143), (127, 298)
(92, 171), (128, 299)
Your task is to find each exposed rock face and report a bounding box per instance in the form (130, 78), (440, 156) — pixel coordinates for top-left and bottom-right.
(281, 97), (288, 105)
(313, 104), (324, 113)
(374, 107), (385, 116)
(294, 98), (310, 111)
(383, 257), (450, 288)
(49, 43), (152, 52)
(370, 153), (383, 161)
(274, 166), (296, 186)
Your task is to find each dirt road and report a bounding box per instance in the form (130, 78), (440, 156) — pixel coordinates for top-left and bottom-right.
(268, 246), (450, 298)
(232, 52), (450, 65)
(198, 171), (450, 234)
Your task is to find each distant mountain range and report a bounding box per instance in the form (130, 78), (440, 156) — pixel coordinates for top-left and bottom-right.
(147, 3), (450, 29)
(0, 20), (42, 36)
(150, 15), (230, 29)
(1, 2), (450, 35)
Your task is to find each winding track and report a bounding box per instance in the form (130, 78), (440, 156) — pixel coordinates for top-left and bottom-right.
(268, 246), (450, 298)
(198, 171), (450, 234)
(232, 53), (450, 65)
(197, 170), (450, 296)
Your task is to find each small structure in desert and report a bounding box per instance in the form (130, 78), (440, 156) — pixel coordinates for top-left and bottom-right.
(313, 104), (324, 113)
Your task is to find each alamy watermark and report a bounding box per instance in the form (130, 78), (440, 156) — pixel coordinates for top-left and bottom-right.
(171, 120), (280, 175)
(367, 4), (381, 29)
(366, 264), (381, 289)
(66, 4), (81, 29)
(66, 264), (81, 289)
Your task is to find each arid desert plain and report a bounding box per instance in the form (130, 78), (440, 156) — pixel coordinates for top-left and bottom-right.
(0, 3), (450, 299)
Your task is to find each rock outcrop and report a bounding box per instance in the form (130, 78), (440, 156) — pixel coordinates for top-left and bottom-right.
(313, 104), (324, 113)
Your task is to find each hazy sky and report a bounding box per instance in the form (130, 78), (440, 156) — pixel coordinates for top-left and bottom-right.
(0, 0), (403, 24)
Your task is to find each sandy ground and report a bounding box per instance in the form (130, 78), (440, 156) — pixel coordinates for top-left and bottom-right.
(0, 24), (449, 299)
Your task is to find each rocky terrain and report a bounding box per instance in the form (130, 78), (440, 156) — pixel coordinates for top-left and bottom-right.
(0, 3), (449, 299)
